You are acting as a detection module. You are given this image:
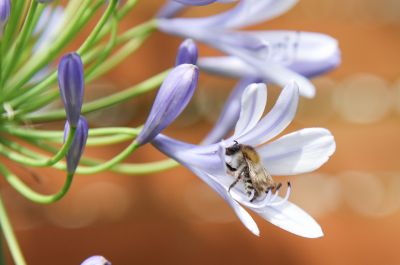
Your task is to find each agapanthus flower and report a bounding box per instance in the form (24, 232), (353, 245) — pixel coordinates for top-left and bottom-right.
(152, 81), (336, 237)
(58, 52), (84, 127)
(0, 0), (10, 35)
(64, 116), (89, 174)
(81, 255), (111, 265)
(157, 0), (341, 98)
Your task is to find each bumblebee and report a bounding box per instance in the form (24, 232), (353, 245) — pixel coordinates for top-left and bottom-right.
(225, 141), (286, 202)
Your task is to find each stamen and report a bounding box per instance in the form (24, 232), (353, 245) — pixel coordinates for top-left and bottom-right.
(249, 189), (256, 201)
(270, 185), (281, 202)
(269, 182), (291, 206)
(265, 189), (272, 202)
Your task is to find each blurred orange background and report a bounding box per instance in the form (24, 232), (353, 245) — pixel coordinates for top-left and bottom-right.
(3, 0), (400, 264)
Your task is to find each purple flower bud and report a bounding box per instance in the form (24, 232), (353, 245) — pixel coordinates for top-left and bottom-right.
(64, 116), (89, 174)
(176, 39), (198, 65)
(81, 256), (111, 265)
(0, 0), (11, 35)
(136, 64), (199, 145)
(58, 52), (84, 127)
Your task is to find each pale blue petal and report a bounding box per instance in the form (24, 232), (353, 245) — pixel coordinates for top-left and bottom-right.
(157, 0), (186, 18)
(233, 83), (267, 137)
(159, 0), (297, 29)
(235, 81), (299, 146)
(157, 20), (269, 61)
(199, 31), (340, 79)
(211, 39), (315, 98)
(152, 134), (222, 174)
(202, 78), (260, 144)
(254, 30), (340, 78)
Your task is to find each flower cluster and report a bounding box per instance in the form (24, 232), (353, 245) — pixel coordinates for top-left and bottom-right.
(0, 0), (340, 264)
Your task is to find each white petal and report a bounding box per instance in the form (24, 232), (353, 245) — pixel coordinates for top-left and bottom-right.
(233, 83), (267, 137)
(250, 199), (323, 238)
(258, 128), (336, 175)
(190, 167), (260, 236)
(202, 78), (258, 144)
(237, 81), (299, 146)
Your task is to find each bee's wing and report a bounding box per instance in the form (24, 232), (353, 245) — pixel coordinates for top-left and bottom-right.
(245, 159), (273, 193)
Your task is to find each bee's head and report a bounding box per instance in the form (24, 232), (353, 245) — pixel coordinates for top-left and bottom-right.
(225, 140), (241, 156)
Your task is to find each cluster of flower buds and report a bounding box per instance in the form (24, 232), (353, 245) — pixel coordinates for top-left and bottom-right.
(59, 52), (88, 174)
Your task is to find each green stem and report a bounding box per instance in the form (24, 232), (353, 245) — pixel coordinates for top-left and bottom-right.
(8, 22), (157, 118)
(0, 0), (25, 53)
(0, 163), (75, 204)
(0, 126), (139, 139)
(3, 0), (98, 103)
(85, 14), (119, 78)
(21, 70), (169, 123)
(78, 0), (118, 55)
(86, 35), (148, 81)
(0, 127), (76, 167)
(0, 192), (27, 265)
(75, 140), (140, 174)
(2, 1), (40, 90)
(2, 137), (179, 175)
(5, 1), (146, 110)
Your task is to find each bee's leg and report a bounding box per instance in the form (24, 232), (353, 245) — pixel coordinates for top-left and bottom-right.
(244, 178), (254, 197)
(250, 190), (259, 203)
(274, 182), (282, 193)
(228, 174), (242, 193)
(225, 163), (237, 172)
